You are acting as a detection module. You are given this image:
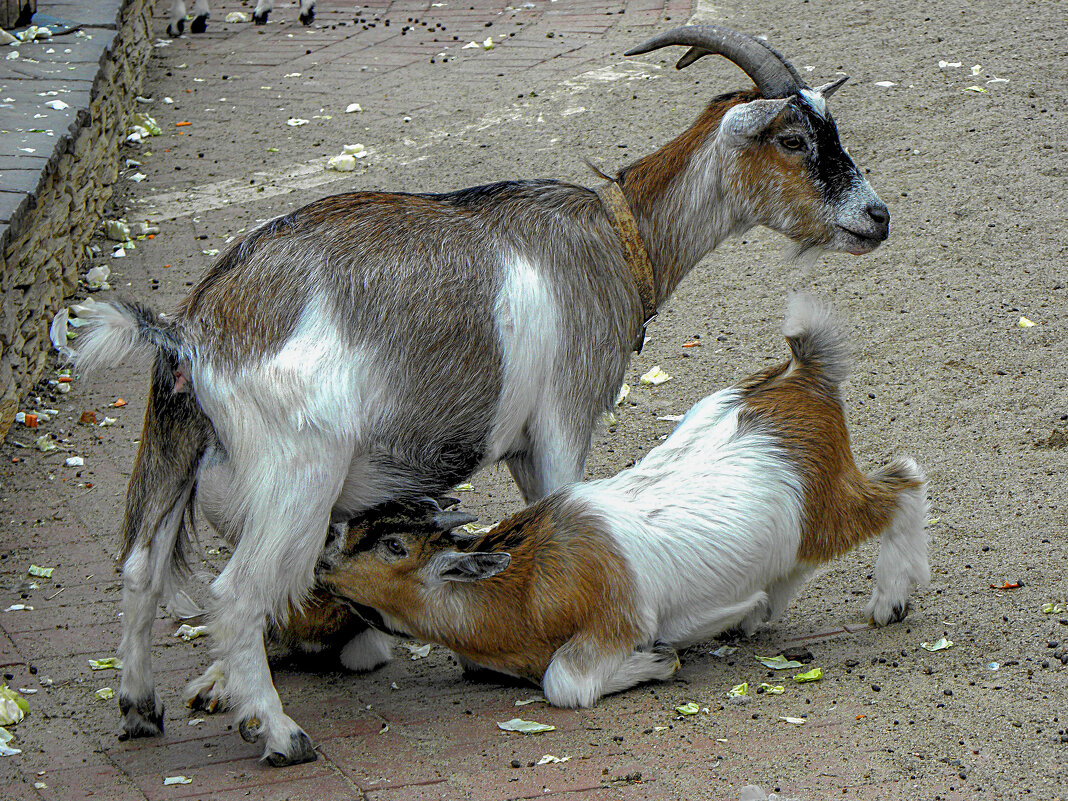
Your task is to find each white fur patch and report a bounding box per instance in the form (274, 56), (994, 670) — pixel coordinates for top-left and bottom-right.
(484, 254), (559, 462)
(799, 89), (827, 119)
(569, 390), (805, 645)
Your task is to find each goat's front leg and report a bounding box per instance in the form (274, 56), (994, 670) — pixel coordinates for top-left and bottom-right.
(189, 0), (209, 33)
(206, 440), (348, 766)
(506, 412), (590, 503)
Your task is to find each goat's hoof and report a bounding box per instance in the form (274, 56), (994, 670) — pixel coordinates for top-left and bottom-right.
(265, 731), (317, 767)
(299, 7), (315, 25)
(252, 10), (269, 24)
(167, 18), (185, 37)
(873, 601), (910, 627)
(190, 13), (208, 33)
(117, 694), (164, 740)
(651, 640), (681, 673)
(239, 716), (263, 743)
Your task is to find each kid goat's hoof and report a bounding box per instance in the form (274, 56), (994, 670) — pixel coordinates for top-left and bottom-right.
(252, 10), (269, 24)
(190, 13), (208, 33)
(265, 731), (318, 767)
(299, 7), (315, 25)
(167, 18), (185, 37)
(117, 694), (164, 740)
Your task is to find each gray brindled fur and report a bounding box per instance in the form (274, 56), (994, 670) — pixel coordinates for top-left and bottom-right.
(74, 25), (891, 767)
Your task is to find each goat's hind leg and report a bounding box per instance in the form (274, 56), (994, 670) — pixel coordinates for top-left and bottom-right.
(167, 0), (187, 36)
(117, 491), (192, 738)
(865, 459), (930, 625)
(542, 638), (680, 708)
(252, 0), (274, 24)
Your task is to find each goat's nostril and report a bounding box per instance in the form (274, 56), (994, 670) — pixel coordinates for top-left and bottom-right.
(866, 202), (890, 226)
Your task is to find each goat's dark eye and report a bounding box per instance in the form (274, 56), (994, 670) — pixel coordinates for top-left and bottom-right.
(383, 538), (407, 557)
(780, 135), (806, 151)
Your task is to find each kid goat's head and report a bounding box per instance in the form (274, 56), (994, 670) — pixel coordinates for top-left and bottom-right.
(625, 26), (889, 256)
(319, 499), (510, 612)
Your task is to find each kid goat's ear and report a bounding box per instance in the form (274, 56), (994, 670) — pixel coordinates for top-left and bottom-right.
(432, 551), (511, 583)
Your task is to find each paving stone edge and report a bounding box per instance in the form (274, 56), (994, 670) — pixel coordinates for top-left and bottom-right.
(0, 0), (155, 436)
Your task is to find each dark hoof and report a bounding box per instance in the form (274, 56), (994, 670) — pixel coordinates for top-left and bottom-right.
(239, 716), (263, 743)
(167, 18), (186, 37)
(118, 694), (164, 740)
(252, 10), (269, 25)
(651, 641), (681, 671)
(887, 601), (910, 624)
(265, 731), (317, 767)
(190, 13), (208, 33)
(299, 7), (315, 25)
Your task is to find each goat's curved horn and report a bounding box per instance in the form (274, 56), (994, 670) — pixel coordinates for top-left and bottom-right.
(624, 25), (805, 99)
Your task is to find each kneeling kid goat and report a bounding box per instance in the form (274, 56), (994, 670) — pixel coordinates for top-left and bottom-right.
(76, 25), (891, 765)
(319, 295), (930, 708)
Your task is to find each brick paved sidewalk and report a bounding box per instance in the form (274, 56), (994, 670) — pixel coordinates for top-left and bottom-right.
(1, 1), (1048, 799)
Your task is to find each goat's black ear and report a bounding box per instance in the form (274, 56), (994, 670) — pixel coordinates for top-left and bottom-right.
(436, 552), (511, 582)
(433, 510), (479, 531)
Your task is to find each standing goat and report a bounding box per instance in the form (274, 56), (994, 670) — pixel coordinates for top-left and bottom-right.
(168, 0), (314, 36)
(77, 26), (890, 766)
(318, 295), (930, 708)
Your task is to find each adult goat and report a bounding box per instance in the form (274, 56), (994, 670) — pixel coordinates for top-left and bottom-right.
(77, 26), (890, 766)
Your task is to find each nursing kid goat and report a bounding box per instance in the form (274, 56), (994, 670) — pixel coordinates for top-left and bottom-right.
(76, 26), (891, 766)
(317, 295), (930, 708)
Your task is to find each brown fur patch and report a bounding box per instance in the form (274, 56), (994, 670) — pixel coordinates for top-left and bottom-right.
(737, 362), (920, 564)
(620, 91), (757, 217)
(733, 136), (829, 246)
(269, 589), (367, 652)
(322, 496), (641, 683)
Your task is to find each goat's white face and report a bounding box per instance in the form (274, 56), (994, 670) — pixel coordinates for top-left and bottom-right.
(718, 90), (889, 255)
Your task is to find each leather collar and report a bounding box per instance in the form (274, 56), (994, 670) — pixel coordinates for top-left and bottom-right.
(595, 181), (657, 352)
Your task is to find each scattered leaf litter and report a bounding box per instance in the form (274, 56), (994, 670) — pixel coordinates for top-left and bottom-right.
(175, 624), (208, 641)
(28, 565), (54, 578)
(1017, 316), (1036, 328)
(286, 118), (309, 127)
(405, 643), (432, 660)
(536, 754), (570, 764)
(874, 81), (897, 87)
(756, 655), (803, 670)
(95, 687), (114, 700)
(225, 11), (250, 22)
(921, 637), (953, 652)
(639, 365), (672, 386)
(163, 776), (193, 786)
(711, 645), (737, 658)
(3, 604), (33, 612)
(1042, 603), (1067, 614)
(758, 683), (785, 695)
(675, 702), (700, 715)
(727, 682), (749, 698)
(793, 668), (822, 683)
(778, 716), (806, 725)
(497, 718), (555, 734)
(88, 657), (123, 670)
(345, 103), (362, 113)
(0, 687), (29, 726)
(514, 696), (545, 706)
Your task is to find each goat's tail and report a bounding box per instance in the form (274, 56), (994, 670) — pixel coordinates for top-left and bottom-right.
(781, 292), (851, 387)
(74, 300), (186, 378)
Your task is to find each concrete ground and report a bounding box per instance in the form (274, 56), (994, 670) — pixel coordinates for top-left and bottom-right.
(1, 0), (1065, 799)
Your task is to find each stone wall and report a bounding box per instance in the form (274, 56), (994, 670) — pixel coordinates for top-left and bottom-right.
(0, 0), (153, 435)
